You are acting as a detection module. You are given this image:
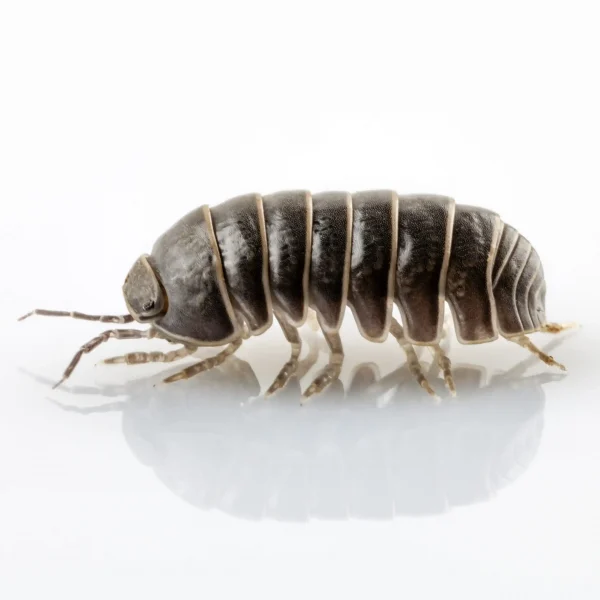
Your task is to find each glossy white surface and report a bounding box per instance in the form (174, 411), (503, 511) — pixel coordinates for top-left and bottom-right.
(2, 1), (599, 598)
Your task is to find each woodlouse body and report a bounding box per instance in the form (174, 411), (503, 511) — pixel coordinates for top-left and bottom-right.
(147, 192), (545, 344)
(22, 190), (572, 398)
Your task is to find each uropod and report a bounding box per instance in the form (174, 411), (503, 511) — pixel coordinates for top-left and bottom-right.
(20, 191), (574, 398)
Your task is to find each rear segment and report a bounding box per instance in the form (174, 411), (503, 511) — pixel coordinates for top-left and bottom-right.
(492, 225), (546, 336)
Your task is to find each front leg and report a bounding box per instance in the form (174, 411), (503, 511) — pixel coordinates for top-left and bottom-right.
(54, 328), (156, 388)
(162, 339), (243, 383)
(104, 345), (197, 365)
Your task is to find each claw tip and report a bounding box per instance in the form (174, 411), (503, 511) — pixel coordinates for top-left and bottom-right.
(300, 392), (311, 404)
(52, 378), (65, 390)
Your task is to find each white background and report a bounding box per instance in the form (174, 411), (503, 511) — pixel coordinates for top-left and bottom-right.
(1, 1), (599, 598)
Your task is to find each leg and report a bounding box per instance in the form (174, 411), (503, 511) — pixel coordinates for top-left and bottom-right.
(240, 320), (252, 340)
(501, 334), (569, 380)
(302, 331), (344, 399)
(306, 308), (320, 332)
(390, 318), (438, 398)
(19, 309), (133, 324)
(162, 339), (242, 383)
(431, 344), (456, 396)
(104, 345), (197, 365)
(426, 318), (456, 395)
(540, 322), (577, 334)
(54, 328), (156, 388)
(506, 334), (566, 371)
(296, 329), (321, 380)
(265, 315), (302, 397)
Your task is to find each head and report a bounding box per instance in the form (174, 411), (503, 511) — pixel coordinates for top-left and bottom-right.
(122, 206), (242, 345)
(123, 255), (167, 322)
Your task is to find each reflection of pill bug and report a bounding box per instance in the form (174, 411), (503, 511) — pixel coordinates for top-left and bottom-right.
(21, 190), (573, 398)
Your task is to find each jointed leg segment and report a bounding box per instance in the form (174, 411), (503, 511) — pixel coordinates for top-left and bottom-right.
(540, 322), (577, 334)
(265, 315), (302, 396)
(54, 328), (156, 388)
(506, 334), (566, 371)
(19, 309), (134, 324)
(431, 344), (456, 396)
(306, 308), (320, 332)
(162, 338), (242, 383)
(303, 330), (344, 399)
(390, 318), (438, 398)
(104, 345), (197, 365)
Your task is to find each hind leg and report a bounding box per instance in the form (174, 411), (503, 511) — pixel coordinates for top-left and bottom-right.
(506, 334), (566, 371)
(540, 322), (577, 334)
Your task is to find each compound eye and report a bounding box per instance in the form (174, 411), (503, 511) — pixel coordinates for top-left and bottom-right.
(142, 300), (155, 312)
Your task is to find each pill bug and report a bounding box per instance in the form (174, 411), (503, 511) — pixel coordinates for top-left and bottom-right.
(20, 190), (574, 398)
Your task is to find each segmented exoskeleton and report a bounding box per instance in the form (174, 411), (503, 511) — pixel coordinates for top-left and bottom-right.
(21, 191), (574, 398)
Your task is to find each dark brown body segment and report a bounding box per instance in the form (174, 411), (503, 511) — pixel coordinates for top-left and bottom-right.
(446, 205), (502, 343)
(263, 190), (312, 326)
(150, 206), (241, 345)
(309, 192), (352, 332)
(347, 190), (398, 341)
(395, 195), (455, 344)
(210, 194), (272, 335)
